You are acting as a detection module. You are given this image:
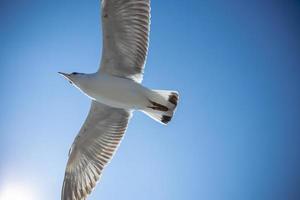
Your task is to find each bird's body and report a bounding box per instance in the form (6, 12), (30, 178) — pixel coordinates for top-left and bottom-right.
(73, 73), (150, 110)
(59, 0), (179, 199)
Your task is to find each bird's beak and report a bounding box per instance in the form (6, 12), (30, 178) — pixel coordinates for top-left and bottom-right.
(58, 72), (72, 83)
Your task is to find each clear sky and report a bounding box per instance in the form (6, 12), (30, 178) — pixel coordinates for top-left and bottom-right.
(1, 0), (300, 200)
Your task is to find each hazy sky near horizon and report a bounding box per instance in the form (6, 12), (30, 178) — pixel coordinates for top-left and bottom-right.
(1, 1), (300, 200)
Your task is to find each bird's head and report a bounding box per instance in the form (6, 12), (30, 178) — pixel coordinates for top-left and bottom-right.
(58, 72), (86, 86)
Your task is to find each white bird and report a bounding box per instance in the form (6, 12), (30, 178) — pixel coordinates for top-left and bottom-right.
(59, 0), (179, 199)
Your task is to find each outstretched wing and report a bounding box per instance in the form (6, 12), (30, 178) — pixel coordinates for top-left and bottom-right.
(99, 0), (151, 83)
(61, 101), (131, 200)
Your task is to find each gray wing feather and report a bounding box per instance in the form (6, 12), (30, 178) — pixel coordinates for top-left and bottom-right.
(61, 101), (131, 200)
(99, 0), (151, 83)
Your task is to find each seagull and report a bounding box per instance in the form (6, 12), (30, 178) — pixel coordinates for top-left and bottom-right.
(59, 0), (179, 199)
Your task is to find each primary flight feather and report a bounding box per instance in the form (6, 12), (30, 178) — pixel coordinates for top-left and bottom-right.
(59, 0), (179, 199)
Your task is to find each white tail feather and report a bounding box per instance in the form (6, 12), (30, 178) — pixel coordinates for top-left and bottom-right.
(143, 90), (179, 125)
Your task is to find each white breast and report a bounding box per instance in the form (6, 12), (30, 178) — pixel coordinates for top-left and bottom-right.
(77, 73), (150, 110)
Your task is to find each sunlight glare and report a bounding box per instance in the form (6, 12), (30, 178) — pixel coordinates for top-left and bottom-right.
(0, 182), (39, 200)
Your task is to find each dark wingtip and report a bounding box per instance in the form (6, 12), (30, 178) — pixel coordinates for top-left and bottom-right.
(161, 115), (172, 124)
(168, 92), (179, 106)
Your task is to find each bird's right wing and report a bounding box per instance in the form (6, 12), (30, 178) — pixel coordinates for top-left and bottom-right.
(61, 101), (131, 200)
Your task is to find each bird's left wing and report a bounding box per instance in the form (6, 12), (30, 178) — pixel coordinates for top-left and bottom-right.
(61, 101), (131, 200)
(99, 0), (151, 83)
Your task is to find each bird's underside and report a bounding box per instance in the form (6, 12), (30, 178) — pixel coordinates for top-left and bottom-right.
(61, 0), (151, 199)
(60, 0), (179, 200)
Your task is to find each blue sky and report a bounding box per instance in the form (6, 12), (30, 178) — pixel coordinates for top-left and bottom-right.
(1, 0), (300, 200)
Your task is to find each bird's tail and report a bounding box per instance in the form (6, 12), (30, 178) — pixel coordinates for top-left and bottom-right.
(142, 90), (179, 125)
